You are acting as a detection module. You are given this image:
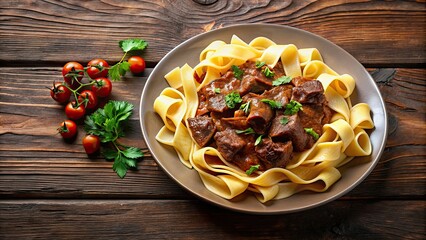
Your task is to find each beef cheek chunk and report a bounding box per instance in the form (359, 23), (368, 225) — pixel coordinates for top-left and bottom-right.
(213, 128), (262, 172)
(261, 85), (293, 107)
(291, 80), (325, 105)
(269, 114), (314, 151)
(244, 96), (274, 134)
(255, 138), (293, 169)
(187, 116), (217, 147)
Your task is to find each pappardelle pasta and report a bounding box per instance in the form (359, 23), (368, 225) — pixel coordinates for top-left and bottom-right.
(154, 35), (374, 203)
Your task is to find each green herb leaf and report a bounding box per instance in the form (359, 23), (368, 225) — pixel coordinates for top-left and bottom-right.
(235, 127), (255, 135)
(231, 65), (244, 80)
(255, 61), (266, 68)
(240, 101), (251, 114)
(284, 100), (303, 115)
(108, 62), (128, 81)
(85, 100), (143, 178)
(214, 88), (221, 94)
(255, 135), (263, 146)
(262, 67), (275, 78)
(246, 164), (260, 175)
(122, 147), (144, 159)
(119, 38), (148, 53)
(280, 117), (289, 125)
(304, 128), (319, 140)
(225, 91), (242, 109)
(272, 76), (292, 86)
(261, 99), (282, 109)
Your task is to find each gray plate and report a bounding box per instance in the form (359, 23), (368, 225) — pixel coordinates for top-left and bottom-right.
(140, 24), (387, 214)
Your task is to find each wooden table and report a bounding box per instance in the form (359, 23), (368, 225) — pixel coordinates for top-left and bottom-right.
(1, 1), (425, 239)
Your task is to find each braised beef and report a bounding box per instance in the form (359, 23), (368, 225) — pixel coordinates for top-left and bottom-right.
(298, 104), (327, 135)
(291, 80), (325, 104)
(246, 97), (274, 134)
(192, 60), (331, 171)
(214, 128), (246, 161)
(187, 116), (216, 147)
(261, 85), (293, 107)
(233, 141), (261, 171)
(291, 76), (312, 87)
(269, 114), (313, 151)
(219, 117), (250, 131)
(255, 138), (293, 169)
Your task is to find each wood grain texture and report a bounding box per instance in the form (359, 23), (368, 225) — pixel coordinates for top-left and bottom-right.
(0, 0), (425, 66)
(1, 67), (425, 199)
(0, 199), (424, 239)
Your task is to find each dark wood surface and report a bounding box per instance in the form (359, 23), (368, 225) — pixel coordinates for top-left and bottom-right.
(0, 1), (425, 239)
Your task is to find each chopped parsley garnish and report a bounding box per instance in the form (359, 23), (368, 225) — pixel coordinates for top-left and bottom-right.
(246, 164), (260, 175)
(231, 65), (244, 80)
(235, 127), (255, 135)
(255, 61), (266, 68)
(305, 128), (319, 140)
(262, 67), (275, 78)
(280, 117), (289, 125)
(225, 91), (242, 109)
(214, 88), (221, 94)
(272, 76), (292, 86)
(254, 135), (263, 146)
(261, 99), (282, 109)
(284, 100), (303, 115)
(240, 101), (251, 114)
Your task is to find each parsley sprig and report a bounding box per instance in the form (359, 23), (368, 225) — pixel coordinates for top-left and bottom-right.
(84, 101), (144, 178)
(284, 100), (303, 115)
(272, 76), (292, 86)
(261, 99), (282, 109)
(109, 39), (148, 81)
(240, 101), (251, 114)
(305, 128), (319, 140)
(235, 127), (255, 135)
(246, 164), (260, 175)
(231, 65), (244, 80)
(225, 91), (242, 109)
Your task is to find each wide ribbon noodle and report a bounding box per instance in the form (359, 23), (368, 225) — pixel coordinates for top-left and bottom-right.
(154, 35), (374, 203)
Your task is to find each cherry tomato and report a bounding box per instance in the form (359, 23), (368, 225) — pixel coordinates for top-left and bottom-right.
(58, 120), (78, 139)
(65, 101), (86, 120)
(62, 61), (84, 89)
(77, 90), (98, 110)
(82, 135), (101, 154)
(87, 59), (109, 79)
(128, 56), (146, 74)
(91, 77), (112, 98)
(49, 82), (71, 104)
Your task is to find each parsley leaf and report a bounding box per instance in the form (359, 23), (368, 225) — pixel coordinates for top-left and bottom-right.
(305, 128), (319, 140)
(262, 67), (275, 78)
(255, 61), (266, 68)
(214, 88), (221, 94)
(261, 99), (282, 109)
(84, 101), (143, 178)
(231, 65), (244, 80)
(225, 91), (242, 109)
(119, 39), (148, 52)
(240, 101), (251, 114)
(246, 164), (260, 175)
(255, 135), (263, 146)
(284, 100), (303, 115)
(109, 61), (130, 81)
(235, 127), (255, 135)
(272, 76), (292, 86)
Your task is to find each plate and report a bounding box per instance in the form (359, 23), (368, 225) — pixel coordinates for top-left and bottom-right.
(139, 24), (387, 214)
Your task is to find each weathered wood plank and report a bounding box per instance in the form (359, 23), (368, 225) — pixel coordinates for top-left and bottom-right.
(0, 0), (424, 66)
(0, 67), (424, 199)
(0, 199), (424, 239)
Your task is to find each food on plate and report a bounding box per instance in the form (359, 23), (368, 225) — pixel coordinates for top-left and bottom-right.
(154, 35), (374, 202)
